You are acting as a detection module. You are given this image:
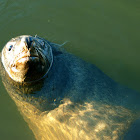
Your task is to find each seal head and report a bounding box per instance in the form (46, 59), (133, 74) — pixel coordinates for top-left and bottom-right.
(1, 35), (53, 83)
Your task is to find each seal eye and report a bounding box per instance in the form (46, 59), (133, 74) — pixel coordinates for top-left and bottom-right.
(8, 45), (13, 51)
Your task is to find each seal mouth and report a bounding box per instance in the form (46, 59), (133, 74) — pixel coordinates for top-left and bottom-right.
(17, 55), (39, 63)
(10, 51), (47, 73)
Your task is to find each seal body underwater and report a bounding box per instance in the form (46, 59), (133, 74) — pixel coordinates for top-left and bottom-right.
(0, 35), (140, 140)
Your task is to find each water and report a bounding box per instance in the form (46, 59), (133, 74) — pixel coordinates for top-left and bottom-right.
(0, 0), (140, 139)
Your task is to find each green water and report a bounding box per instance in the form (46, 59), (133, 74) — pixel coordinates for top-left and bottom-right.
(0, 0), (140, 139)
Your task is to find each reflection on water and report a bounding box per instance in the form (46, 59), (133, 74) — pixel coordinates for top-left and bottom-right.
(0, 0), (140, 140)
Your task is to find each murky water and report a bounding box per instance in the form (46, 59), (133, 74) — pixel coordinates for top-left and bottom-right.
(0, 0), (140, 139)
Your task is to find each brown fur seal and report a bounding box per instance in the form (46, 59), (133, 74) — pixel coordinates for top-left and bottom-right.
(0, 35), (140, 140)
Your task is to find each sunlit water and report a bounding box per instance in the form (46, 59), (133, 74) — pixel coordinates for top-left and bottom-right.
(0, 0), (140, 139)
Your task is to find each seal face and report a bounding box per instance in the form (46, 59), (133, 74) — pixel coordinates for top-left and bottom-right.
(1, 35), (53, 83)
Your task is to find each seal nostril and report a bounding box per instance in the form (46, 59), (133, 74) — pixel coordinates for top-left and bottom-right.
(25, 37), (32, 49)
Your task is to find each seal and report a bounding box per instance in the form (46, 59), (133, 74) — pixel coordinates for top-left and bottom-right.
(1, 35), (53, 83)
(0, 35), (140, 140)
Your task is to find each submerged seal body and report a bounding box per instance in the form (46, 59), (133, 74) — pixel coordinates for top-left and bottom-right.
(0, 35), (140, 140)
